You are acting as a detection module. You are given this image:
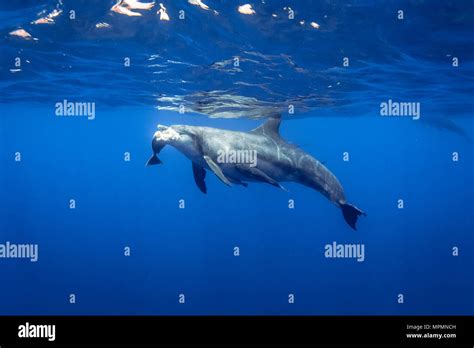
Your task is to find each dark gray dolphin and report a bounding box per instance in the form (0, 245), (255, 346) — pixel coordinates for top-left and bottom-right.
(147, 115), (366, 230)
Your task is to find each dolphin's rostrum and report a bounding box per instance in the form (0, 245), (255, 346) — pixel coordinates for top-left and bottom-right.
(147, 115), (366, 230)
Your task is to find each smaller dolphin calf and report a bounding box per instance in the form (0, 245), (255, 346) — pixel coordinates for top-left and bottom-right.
(147, 115), (366, 230)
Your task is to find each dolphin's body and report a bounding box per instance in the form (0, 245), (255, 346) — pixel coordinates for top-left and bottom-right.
(147, 116), (366, 229)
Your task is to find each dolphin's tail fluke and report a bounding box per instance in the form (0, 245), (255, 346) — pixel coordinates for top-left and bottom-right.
(341, 203), (366, 230)
(146, 154), (162, 166)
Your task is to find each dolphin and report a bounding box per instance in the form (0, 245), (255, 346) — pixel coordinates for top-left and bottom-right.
(147, 115), (366, 230)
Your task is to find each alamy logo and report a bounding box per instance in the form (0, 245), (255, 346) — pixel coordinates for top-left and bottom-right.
(380, 99), (420, 120)
(0, 241), (38, 262)
(217, 149), (257, 167)
(324, 241), (365, 262)
(18, 322), (55, 341)
(55, 99), (96, 120)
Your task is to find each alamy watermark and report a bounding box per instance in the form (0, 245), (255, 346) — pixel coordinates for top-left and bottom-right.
(380, 99), (420, 120)
(55, 99), (95, 120)
(0, 241), (38, 262)
(18, 322), (55, 341)
(217, 149), (257, 167)
(324, 241), (365, 262)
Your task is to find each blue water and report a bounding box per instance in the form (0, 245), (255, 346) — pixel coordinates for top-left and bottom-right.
(0, 0), (473, 315)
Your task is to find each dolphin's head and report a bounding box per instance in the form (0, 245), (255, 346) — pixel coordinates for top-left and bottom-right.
(146, 124), (198, 166)
(154, 124), (198, 146)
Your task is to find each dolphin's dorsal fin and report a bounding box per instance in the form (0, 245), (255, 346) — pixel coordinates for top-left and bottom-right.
(251, 114), (282, 139)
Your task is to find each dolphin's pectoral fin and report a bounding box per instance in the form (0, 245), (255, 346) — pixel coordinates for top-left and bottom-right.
(237, 165), (286, 191)
(229, 178), (248, 187)
(192, 162), (207, 194)
(203, 156), (232, 186)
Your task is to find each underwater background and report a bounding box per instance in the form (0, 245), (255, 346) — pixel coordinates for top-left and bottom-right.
(0, 0), (473, 315)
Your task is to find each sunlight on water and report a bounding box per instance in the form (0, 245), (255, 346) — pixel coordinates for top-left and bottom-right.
(0, 0), (472, 130)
